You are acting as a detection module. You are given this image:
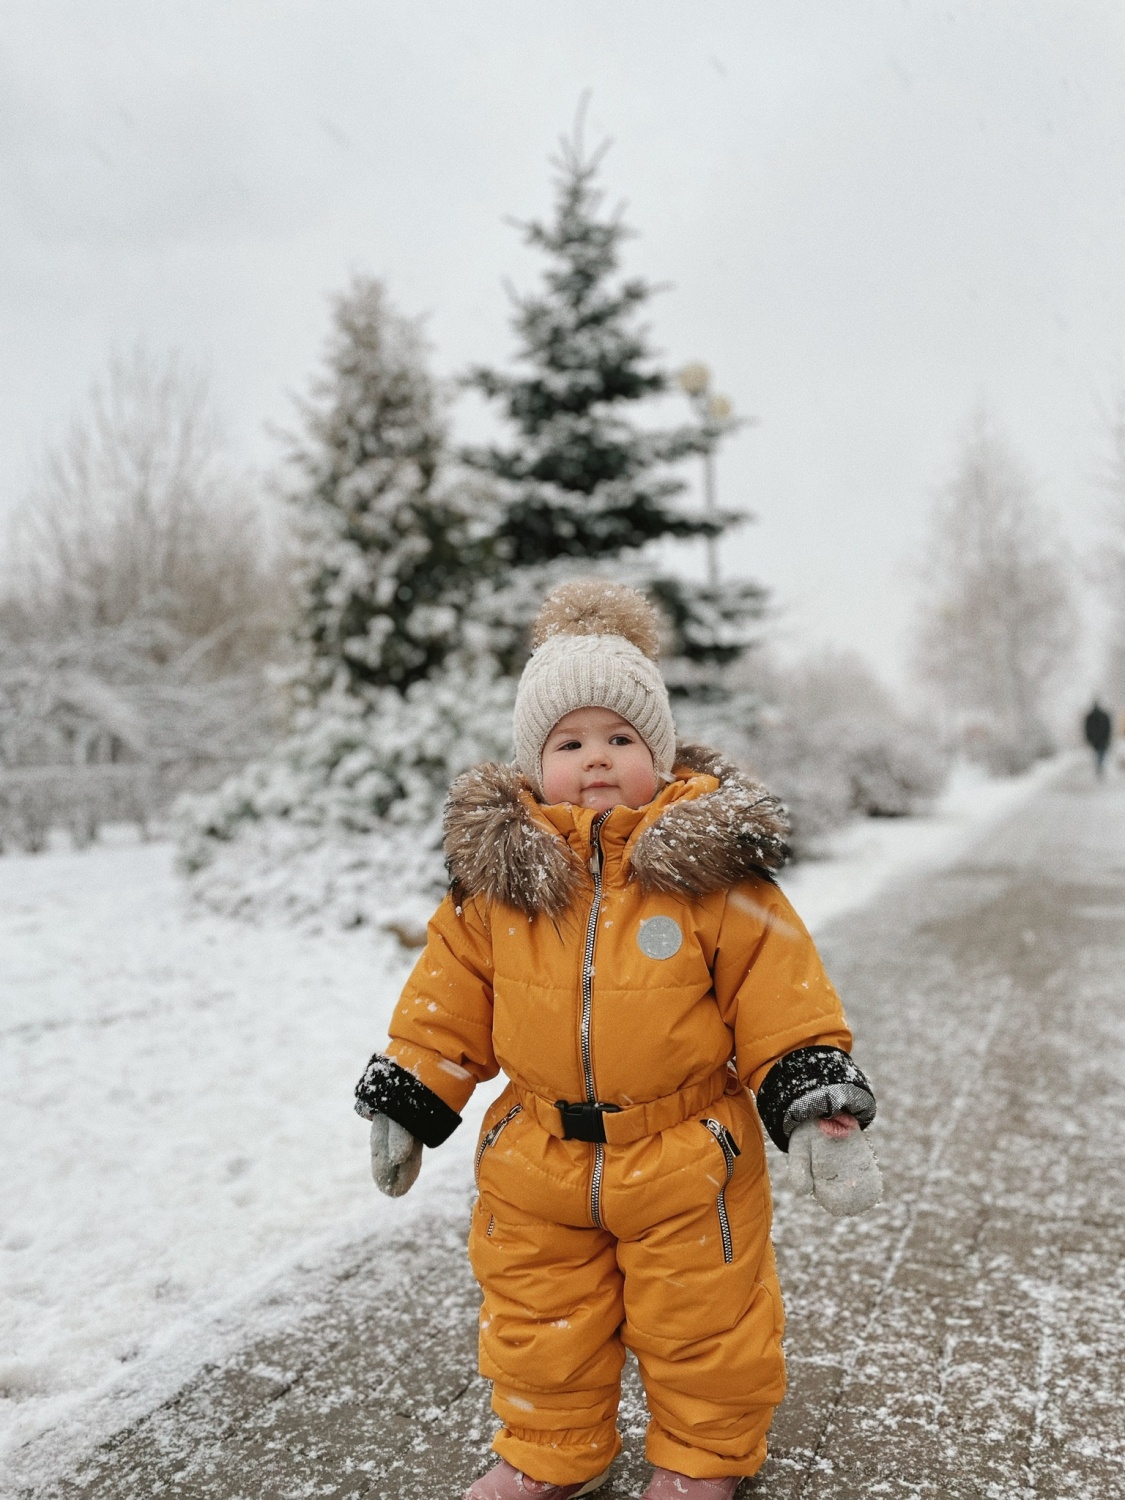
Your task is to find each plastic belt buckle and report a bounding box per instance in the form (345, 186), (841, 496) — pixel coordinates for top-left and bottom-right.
(555, 1100), (622, 1143)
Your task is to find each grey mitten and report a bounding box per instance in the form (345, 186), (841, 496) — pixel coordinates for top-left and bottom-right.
(788, 1120), (882, 1216)
(369, 1112), (422, 1198)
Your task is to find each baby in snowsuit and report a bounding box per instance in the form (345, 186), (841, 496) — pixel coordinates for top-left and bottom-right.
(355, 581), (882, 1500)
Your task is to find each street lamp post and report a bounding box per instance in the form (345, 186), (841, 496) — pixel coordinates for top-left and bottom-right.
(677, 362), (732, 589)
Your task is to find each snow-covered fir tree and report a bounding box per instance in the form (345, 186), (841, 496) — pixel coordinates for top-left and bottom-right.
(179, 279), (511, 927)
(291, 277), (492, 699)
(462, 124), (766, 694)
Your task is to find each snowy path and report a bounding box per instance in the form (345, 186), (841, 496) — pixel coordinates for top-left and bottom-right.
(3, 754), (1106, 1497)
(0, 836), (502, 1482)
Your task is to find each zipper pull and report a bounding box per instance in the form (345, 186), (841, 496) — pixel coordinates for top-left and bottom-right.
(589, 812), (608, 878)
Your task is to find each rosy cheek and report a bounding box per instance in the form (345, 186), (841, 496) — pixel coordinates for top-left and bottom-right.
(541, 760), (573, 802)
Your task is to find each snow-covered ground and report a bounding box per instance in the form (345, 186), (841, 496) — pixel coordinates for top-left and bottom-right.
(0, 834), (478, 1487)
(0, 754), (1069, 1486)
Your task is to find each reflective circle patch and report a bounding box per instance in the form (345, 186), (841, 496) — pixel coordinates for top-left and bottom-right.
(637, 915), (683, 960)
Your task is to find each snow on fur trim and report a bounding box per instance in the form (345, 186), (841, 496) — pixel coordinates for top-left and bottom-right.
(443, 761), (586, 919)
(629, 743), (789, 896)
(442, 742), (789, 918)
(755, 1045), (877, 1154)
(531, 579), (662, 659)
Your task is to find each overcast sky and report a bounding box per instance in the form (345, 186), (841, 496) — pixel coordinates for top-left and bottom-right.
(4, 1), (1125, 686)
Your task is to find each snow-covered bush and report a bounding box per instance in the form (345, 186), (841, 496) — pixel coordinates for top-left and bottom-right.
(738, 650), (949, 854)
(177, 669), (514, 934)
(953, 713), (1056, 777)
(0, 624), (280, 851)
(0, 764), (160, 852)
(180, 814), (448, 940)
(178, 650), (519, 929)
(180, 663), (508, 829)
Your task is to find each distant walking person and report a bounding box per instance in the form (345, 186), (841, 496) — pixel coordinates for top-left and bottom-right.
(1084, 700), (1112, 776)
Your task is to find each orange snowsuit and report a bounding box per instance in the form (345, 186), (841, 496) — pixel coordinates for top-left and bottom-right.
(355, 746), (874, 1485)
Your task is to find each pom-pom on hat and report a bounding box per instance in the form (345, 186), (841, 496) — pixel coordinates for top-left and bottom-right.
(513, 580), (677, 796)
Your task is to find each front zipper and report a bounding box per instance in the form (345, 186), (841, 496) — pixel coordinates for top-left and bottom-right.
(701, 1118), (741, 1264)
(581, 811), (611, 1228)
(474, 1104), (522, 1185)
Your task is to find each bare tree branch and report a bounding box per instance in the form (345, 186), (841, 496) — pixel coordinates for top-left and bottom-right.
(1, 347), (290, 673)
(912, 408), (1076, 772)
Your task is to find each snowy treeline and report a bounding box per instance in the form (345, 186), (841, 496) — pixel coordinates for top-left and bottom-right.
(0, 625), (281, 851)
(0, 352), (288, 850)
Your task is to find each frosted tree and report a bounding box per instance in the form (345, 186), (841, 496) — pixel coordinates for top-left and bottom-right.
(0, 352), (288, 850)
(290, 276), (491, 701)
(913, 410), (1076, 772)
(180, 277), (512, 895)
(463, 121), (765, 687)
(1, 348), (284, 673)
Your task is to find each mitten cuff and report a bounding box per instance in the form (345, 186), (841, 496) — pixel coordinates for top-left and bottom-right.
(784, 1082), (876, 1135)
(756, 1045), (876, 1153)
(354, 1053), (462, 1148)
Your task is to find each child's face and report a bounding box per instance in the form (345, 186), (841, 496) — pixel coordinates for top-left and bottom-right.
(540, 707), (658, 811)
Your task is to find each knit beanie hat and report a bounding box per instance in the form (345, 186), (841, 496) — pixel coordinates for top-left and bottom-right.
(513, 580), (677, 795)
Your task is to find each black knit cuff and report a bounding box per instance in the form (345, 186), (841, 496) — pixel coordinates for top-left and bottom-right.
(756, 1046), (876, 1153)
(353, 1054), (462, 1148)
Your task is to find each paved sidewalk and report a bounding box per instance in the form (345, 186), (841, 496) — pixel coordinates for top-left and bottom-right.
(18, 762), (1125, 1499)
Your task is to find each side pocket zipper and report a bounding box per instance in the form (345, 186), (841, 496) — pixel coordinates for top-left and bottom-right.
(474, 1104), (523, 1185)
(701, 1118), (741, 1265)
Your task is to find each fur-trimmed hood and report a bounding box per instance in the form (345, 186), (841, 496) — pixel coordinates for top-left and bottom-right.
(442, 743), (790, 919)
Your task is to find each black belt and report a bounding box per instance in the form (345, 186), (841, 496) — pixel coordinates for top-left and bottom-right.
(555, 1100), (622, 1143)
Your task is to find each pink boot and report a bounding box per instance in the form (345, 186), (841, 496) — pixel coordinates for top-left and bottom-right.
(640, 1470), (741, 1499)
(463, 1457), (612, 1500)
